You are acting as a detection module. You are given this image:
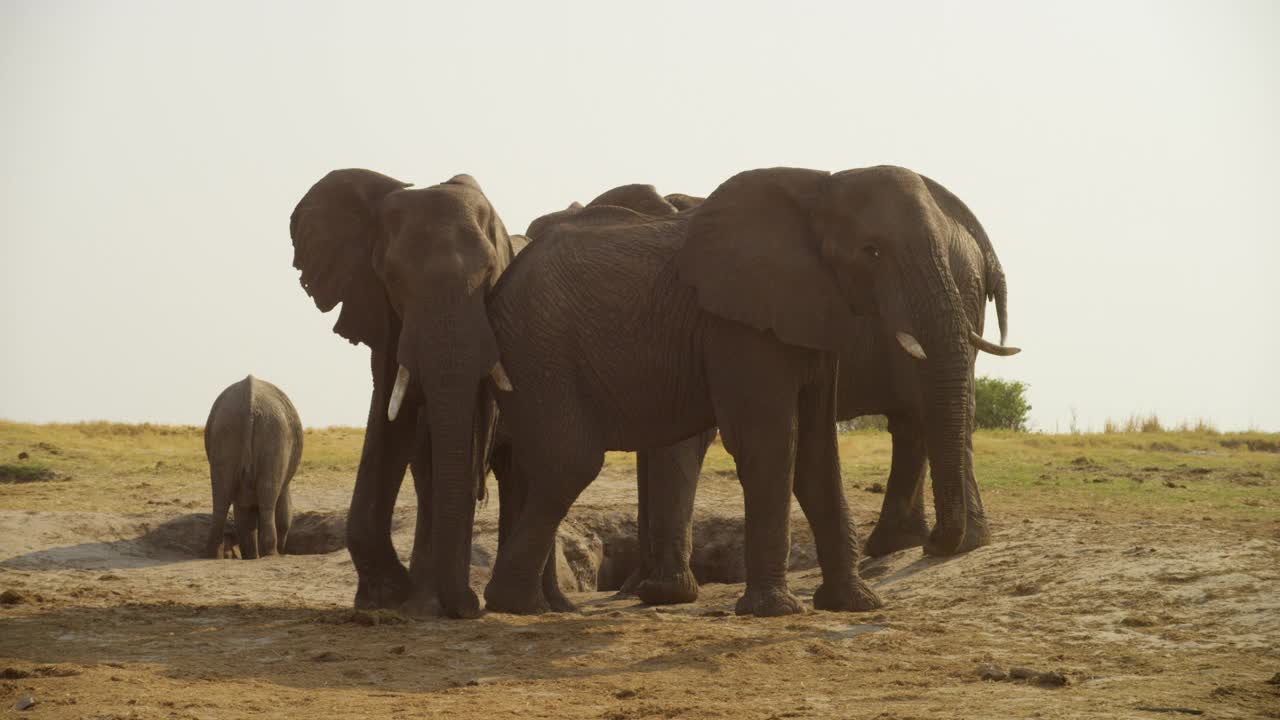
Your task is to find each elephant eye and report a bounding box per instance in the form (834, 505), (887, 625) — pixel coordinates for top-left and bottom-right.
(863, 244), (880, 259)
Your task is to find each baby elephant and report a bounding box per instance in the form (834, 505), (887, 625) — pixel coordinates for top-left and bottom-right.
(204, 375), (303, 559)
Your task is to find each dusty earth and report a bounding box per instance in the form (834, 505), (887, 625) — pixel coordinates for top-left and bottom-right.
(2, 461), (1278, 719)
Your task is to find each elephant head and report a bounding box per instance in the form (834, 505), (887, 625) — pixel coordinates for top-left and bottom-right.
(290, 168), (515, 616)
(677, 166), (1017, 555)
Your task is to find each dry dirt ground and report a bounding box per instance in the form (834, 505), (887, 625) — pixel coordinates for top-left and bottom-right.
(2, 433), (1278, 719)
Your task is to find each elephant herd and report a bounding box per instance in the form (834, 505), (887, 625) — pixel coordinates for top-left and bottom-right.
(204, 165), (1020, 619)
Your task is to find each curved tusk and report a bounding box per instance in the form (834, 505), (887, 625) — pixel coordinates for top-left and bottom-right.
(969, 330), (1021, 357)
(387, 365), (411, 421)
(895, 332), (927, 360)
(490, 361), (513, 392)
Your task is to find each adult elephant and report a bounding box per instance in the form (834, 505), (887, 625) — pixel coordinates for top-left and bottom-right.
(291, 169), (517, 618)
(520, 180), (1017, 606)
(488, 183), (694, 607)
(623, 180), (1018, 603)
(485, 166), (1018, 616)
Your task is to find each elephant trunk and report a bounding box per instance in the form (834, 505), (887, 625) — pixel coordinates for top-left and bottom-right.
(424, 381), (483, 617)
(397, 293), (498, 617)
(899, 240), (976, 555)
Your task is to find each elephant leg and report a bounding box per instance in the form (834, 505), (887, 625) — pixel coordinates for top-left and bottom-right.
(274, 485), (293, 555)
(255, 464), (283, 557)
(234, 504), (260, 560)
(957, 411), (991, 553)
(618, 452), (652, 597)
(540, 539), (575, 612)
(205, 467), (233, 559)
(492, 441), (574, 613)
(793, 376), (882, 612)
(864, 414), (931, 557)
(712, 406), (803, 616)
(635, 429), (712, 605)
(403, 419), (441, 618)
(349, 351), (417, 610)
(492, 441), (517, 550)
(485, 442), (600, 615)
(256, 500), (279, 557)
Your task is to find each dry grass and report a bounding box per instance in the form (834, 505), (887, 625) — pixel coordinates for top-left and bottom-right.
(1103, 414), (1219, 434)
(3, 420), (1275, 532)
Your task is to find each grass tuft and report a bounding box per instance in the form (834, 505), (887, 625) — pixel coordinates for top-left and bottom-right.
(0, 462), (57, 484)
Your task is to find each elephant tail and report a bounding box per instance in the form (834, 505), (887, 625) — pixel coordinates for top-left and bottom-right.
(238, 375), (257, 504)
(991, 271), (1009, 347)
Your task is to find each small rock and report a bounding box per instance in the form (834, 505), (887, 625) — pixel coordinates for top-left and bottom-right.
(1012, 582), (1041, 597)
(17, 452), (28, 460)
(865, 482), (885, 494)
(1266, 672), (1280, 686)
(311, 651), (343, 662)
(388, 645), (406, 655)
(465, 679), (480, 687)
(0, 589), (26, 605)
(13, 695), (35, 711)
(1, 668), (32, 679)
(1008, 666), (1038, 680)
(976, 663), (1007, 681)
(701, 609), (731, 617)
(614, 689), (638, 699)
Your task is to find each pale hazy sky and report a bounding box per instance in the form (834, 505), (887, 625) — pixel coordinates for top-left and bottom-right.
(2, 1), (1277, 432)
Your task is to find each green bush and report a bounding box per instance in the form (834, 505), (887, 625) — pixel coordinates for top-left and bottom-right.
(975, 377), (1031, 431)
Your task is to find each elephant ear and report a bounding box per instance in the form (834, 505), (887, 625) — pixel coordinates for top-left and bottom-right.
(587, 184), (678, 216)
(446, 173), (483, 191)
(919, 175), (1009, 345)
(290, 169), (409, 349)
(482, 202), (516, 290)
(664, 193), (704, 211)
(677, 167), (858, 352)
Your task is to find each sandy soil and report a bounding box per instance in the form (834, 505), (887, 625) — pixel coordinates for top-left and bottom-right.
(2, 467), (1278, 719)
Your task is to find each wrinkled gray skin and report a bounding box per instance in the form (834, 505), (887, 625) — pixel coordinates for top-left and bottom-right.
(204, 375), (303, 559)
(291, 170), (517, 618)
(485, 165), (1021, 617)
(522, 182), (1016, 605)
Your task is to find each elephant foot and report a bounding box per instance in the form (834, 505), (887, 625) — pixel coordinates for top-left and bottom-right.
(636, 566), (699, 605)
(399, 584), (482, 620)
(922, 522), (966, 557)
(734, 586), (805, 617)
(440, 586), (483, 619)
(863, 515), (930, 558)
(354, 568), (412, 611)
(399, 587), (442, 619)
(616, 562), (652, 597)
(544, 586), (577, 613)
(484, 577), (551, 615)
(957, 514), (992, 553)
(813, 577), (884, 612)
